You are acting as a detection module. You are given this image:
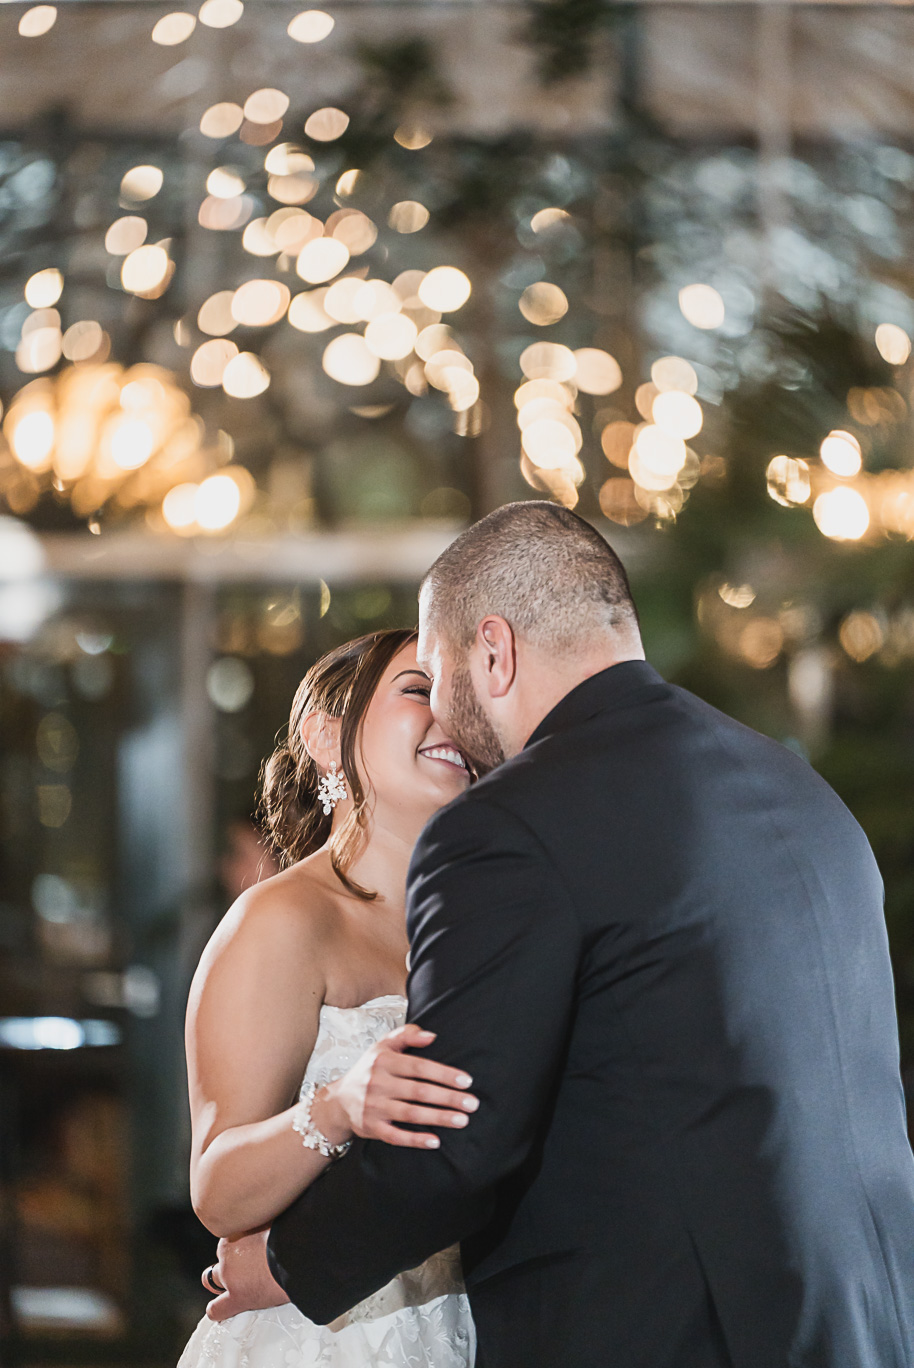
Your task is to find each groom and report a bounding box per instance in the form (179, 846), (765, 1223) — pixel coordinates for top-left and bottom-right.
(220, 502), (914, 1365)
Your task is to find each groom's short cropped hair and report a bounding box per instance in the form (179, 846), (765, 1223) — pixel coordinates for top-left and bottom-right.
(421, 500), (640, 653)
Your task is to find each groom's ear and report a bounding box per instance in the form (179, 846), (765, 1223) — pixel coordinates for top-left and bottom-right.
(300, 711), (342, 771)
(475, 615), (516, 697)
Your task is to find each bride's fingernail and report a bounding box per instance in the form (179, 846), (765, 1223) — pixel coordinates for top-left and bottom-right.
(456, 1074), (472, 1089)
(450, 1114), (468, 1127)
(425, 1136), (440, 1148)
(462, 1097), (479, 1111)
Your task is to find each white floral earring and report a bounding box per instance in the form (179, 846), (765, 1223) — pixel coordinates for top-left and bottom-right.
(317, 761), (348, 816)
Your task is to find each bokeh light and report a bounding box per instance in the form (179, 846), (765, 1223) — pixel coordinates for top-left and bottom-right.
(875, 323), (911, 366)
(766, 455), (811, 507)
(287, 10), (334, 42)
(574, 348), (622, 395)
(25, 269), (63, 308)
(418, 267), (471, 313)
(200, 103), (244, 138)
(244, 89), (289, 124)
(222, 352), (270, 398)
(519, 283), (568, 326)
(679, 283), (725, 330)
(322, 334), (381, 386)
(152, 12), (196, 44)
(296, 238), (350, 283)
(813, 487), (870, 540)
(18, 6), (57, 37)
(120, 165), (163, 202)
(820, 430), (862, 478)
(199, 0), (244, 28)
(304, 107), (350, 141)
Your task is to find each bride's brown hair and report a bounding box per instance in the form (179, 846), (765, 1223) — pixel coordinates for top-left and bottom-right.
(260, 627), (419, 900)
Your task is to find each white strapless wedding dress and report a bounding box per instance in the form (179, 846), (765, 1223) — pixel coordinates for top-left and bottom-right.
(178, 995), (476, 1368)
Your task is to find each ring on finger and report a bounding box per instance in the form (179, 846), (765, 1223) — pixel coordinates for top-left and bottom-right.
(203, 1265), (226, 1294)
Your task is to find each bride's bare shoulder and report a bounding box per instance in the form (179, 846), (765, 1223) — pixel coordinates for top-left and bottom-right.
(190, 855), (339, 998)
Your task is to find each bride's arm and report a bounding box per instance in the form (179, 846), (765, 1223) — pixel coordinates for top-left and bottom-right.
(186, 883), (479, 1239)
(186, 884), (338, 1238)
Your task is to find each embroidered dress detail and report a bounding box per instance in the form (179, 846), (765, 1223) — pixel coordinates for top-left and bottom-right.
(177, 995), (475, 1368)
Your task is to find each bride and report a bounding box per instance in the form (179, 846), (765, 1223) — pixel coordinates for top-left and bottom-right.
(179, 628), (478, 1368)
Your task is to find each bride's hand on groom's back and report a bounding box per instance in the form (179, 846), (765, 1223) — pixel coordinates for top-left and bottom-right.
(315, 1023), (479, 1151)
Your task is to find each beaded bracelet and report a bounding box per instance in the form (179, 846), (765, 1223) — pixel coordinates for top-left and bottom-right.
(292, 1082), (352, 1160)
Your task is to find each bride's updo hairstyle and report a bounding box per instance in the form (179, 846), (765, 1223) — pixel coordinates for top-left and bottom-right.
(260, 627), (418, 900)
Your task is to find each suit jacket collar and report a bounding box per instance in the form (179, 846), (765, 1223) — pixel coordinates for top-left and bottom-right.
(524, 660), (666, 750)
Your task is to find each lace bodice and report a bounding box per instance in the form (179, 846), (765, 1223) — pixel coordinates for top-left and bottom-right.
(177, 995), (475, 1368)
(302, 995), (465, 1329)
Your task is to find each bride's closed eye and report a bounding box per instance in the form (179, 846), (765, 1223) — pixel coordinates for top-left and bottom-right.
(403, 685), (431, 701)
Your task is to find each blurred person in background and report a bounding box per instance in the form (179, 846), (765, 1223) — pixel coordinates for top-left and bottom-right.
(179, 628), (479, 1367)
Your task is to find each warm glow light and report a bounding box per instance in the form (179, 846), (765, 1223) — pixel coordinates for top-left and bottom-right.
(304, 107), (349, 141)
(264, 144), (314, 176)
(813, 487), (870, 541)
(242, 218), (278, 256)
(295, 238), (349, 283)
(719, 582), (756, 609)
(679, 283), (725, 330)
(530, 207), (569, 234)
(600, 420), (637, 469)
(109, 417), (156, 470)
(520, 342), (576, 382)
(514, 378), (573, 410)
(651, 355), (698, 395)
(446, 371), (480, 413)
(162, 483), (198, 531)
(62, 321), (104, 362)
(522, 419), (578, 471)
(518, 282), (568, 327)
(207, 167), (246, 199)
(652, 390), (703, 440)
(244, 88), (289, 124)
(231, 279), (290, 327)
(267, 173), (317, 206)
(322, 278), (364, 324)
(874, 323), (911, 366)
(630, 425), (687, 490)
(120, 165), (163, 201)
(200, 103), (244, 138)
(353, 280), (399, 321)
(11, 410), (55, 469)
(17, 326), (61, 374)
(839, 611), (884, 662)
(287, 289), (333, 332)
(25, 269), (63, 308)
(287, 9), (334, 41)
(573, 348), (622, 395)
(222, 352), (270, 398)
(199, 0), (243, 28)
(820, 430), (862, 478)
(195, 474), (241, 528)
(19, 6), (57, 37)
(418, 267), (471, 313)
(191, 338), (238, 386)
(197, 291), (237, 336)
(425, 350), (472, 391)
(121, 245), (170, 295)
(330, 210), (378, 255)
(394, 124), (432, 150)
(152, 11), (196, 43)
(322, 334), (381, 386)
(766, 455), (811, 507)
(198, 195), (252, 231)
(364, 313), (418, 361)
(105, 216), (147, 255)
(270, 208), (320, 252)
(388, 201), (430, 234)
(336, 169), (361, 197)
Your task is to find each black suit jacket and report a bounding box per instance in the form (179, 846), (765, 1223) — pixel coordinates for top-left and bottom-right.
(268, 661), (914, 1367)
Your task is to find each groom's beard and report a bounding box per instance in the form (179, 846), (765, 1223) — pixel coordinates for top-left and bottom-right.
(448, 661), (506, 777)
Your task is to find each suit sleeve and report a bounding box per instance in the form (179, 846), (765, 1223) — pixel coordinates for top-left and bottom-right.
(266, 793), (580, 1324)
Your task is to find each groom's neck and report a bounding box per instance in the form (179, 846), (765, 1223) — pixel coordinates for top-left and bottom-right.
(504, 637), (646, 757)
